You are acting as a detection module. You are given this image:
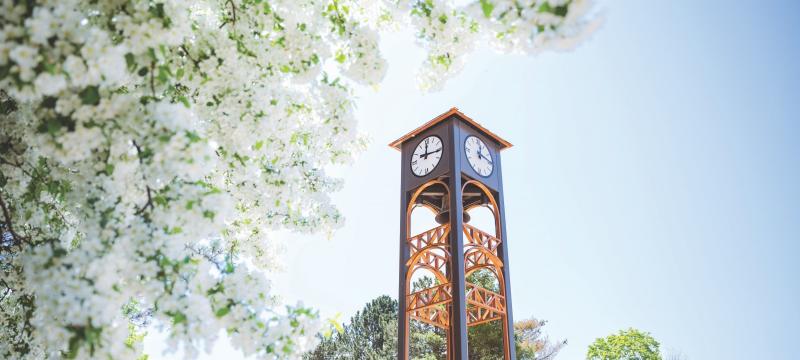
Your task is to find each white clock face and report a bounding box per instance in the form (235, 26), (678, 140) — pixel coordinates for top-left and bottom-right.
(465, 135), (493, 177)
(411, 136), (443, 177)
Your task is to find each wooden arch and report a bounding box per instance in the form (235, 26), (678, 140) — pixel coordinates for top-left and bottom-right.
(462, 179), (501, 239)
(405, 179), (453, 291)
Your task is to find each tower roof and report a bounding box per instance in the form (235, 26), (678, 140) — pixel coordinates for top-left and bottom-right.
(388, 107), (513, 151)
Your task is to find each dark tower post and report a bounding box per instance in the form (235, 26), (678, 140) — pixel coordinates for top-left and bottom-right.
(397, 166), (411, 360)
(447, 121), (469, 359)
(392, 108), (516, 360)
(495, 152), (517, 360)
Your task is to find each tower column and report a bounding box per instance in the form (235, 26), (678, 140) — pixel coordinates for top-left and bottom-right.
(496, 153), (517, 360)
(447, 123), (469, 360)
(398, 159), (410, 359)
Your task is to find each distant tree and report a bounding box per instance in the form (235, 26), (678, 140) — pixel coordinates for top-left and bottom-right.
(515, 318), (567, 360)
(308, 274), (565, 359)
(305, 295), (398, 360)
(586, 328), (662, 360)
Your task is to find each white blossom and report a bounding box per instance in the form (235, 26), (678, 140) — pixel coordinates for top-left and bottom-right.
(9, 44), (38, 69)
(33, 72), (67, 96)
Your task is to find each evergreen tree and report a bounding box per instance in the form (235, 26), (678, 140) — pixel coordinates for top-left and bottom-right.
(306, 296), (398, 360)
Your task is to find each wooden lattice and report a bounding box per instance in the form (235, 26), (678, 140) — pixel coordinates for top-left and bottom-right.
(408, 283), (453, 311)
(465, 247), (503, 272)
(463, 224), (501, 258)
(465, 282), (506, 326)
(407, 282), (453, 329)
(409, 304), (450, 328)
(408, 224), (450, 258)
(406, 224), (507, 326)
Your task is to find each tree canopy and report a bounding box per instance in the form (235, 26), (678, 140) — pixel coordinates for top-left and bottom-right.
(586, 328), (662, 360)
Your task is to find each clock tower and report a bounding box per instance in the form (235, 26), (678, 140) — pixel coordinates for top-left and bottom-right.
(391, 108), (516, 360)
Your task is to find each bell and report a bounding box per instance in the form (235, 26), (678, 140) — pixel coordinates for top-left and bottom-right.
(434, 196), (471, 224)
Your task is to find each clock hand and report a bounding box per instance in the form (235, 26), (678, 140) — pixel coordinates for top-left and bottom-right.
(421, 147), (441, 159)
(481, 149), (492, 164)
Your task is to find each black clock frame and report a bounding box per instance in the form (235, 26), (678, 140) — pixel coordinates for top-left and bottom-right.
(463, 135), (494, 178)
(410, 135), (444, 177)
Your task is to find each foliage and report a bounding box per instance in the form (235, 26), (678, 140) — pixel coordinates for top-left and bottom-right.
(0, 0), (596, 358)
(308, 275), (565, 360)
(305, 295), (398, 359)
(586, 328), (662, 360)
(515, 318), (567, 360)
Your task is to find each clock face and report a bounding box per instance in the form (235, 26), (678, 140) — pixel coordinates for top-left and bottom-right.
(411, 136), (443, 177)
(465, 135), (493, 177)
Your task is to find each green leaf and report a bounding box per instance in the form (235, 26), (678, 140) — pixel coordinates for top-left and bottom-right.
(79, 86), (100, 105)
(169, 311), (187, 325)
(125, 53), (136, 72)
(167, 226), (182, 235)
(185, 130), (201, 143)
(157, 66), (170, 84)
(178, 95), (190, 108)
(335, 51), (346, 64)
(538, 2), (552, 13)
(329, 313), (344, 334)
(147, 48), (157, 61)
(480, 0), (494, 18)
(215, 306), (231, 318)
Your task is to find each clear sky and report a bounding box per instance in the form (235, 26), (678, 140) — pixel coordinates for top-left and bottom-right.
(149, 0), (800, 359)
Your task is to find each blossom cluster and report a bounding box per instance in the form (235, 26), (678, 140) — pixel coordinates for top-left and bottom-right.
(0, 0), (595, 359)
(406, 0), (601, 90)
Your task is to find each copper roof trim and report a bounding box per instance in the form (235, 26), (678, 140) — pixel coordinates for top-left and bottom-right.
(388, 107), (513, 151)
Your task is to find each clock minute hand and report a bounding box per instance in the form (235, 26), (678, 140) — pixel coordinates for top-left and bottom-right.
(477, 147), (492, 163)
(476, 149), (484, 161)
(422, 147), (441, 159)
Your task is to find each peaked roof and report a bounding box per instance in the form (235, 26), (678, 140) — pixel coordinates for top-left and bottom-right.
(388, 107), (513, 151)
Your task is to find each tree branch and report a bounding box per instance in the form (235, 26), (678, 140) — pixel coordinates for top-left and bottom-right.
(220, 0), (237, 29)
(0, 191), (27, 249)
(180, 44), (201, 69)
(132, 140), (154, 215)
(149, 61), (156, 98)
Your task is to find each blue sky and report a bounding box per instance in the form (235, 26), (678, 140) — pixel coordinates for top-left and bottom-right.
(150, 1), (800, 359)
